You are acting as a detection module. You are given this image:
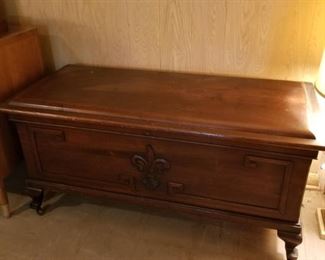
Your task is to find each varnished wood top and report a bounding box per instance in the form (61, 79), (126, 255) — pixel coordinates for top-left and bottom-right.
(1, 65), (323, 150)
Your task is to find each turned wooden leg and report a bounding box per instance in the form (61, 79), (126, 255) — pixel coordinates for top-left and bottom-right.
(26, 187), (45, 215)
(0, 179), (10, 218)
(278, 227), (302, 260)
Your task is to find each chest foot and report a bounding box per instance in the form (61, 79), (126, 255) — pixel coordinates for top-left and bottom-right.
(278, 226), (302, 260)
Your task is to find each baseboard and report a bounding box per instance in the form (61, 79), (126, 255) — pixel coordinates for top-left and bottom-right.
(317, 208), (325, 239)
(306, 172), (320, 190)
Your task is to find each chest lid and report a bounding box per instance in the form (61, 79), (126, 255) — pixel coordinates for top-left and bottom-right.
(1, 65), (323, 151)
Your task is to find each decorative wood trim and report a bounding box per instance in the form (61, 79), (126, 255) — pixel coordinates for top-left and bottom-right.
(6, 117), (320, 160)
(30, 127), (66, 175)
(244, 155), (293, 215)
(131, 144), (170, 190)
(28, 127), (136, 193)
(26, 178), (302, 232)
(118, 174), (136, 191)
(32, 127), (66, 142)
(168, 182), (184, 195)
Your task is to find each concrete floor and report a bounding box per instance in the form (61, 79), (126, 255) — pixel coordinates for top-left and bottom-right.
(1, 170), (325, 260)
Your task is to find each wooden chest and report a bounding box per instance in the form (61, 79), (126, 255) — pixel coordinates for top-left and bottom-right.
(1, 65), (324, 259)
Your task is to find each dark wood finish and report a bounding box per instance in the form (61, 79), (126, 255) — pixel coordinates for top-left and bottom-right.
(26, 187), (45, 215)
(1, 65), (324, 258)
(0, 20), (8, 35)
(0, 24), (44, 217)
(278, 228), (303, 260)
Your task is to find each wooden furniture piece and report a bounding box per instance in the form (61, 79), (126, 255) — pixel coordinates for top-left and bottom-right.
(0, 21), (44, 217)
(0, 20), (8, 35)
(0, 65), (324, 259)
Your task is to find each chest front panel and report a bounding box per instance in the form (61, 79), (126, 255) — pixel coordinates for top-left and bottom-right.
(16, 123), (312, 222)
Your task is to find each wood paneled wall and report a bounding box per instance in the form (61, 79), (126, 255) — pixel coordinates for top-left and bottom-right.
(2, 0), (325, 81)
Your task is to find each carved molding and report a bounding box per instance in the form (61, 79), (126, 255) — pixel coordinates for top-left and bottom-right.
(131, 144), (170, 190)
(168, 182), (184, 195)
(244, 155), (293, 215)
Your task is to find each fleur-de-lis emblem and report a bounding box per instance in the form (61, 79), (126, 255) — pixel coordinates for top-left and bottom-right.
(131, 145), (170, 190)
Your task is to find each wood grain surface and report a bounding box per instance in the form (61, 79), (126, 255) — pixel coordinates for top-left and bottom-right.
(2, 0), (325, 82)
(4, 65), (317, 142)
(0, 25), (44, 217)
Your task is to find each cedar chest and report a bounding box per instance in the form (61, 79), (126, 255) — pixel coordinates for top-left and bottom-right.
(1, 65), (324, 259)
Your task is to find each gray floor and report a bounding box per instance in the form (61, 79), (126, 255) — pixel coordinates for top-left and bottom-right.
(1, 167), (325, 260)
